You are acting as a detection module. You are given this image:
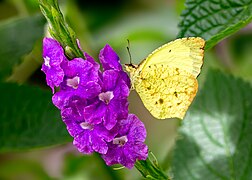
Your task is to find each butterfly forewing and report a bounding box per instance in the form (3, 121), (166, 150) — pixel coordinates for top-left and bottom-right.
(141, 37), (205, 78)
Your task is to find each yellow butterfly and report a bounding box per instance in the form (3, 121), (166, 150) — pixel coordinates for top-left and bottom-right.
(125, 37), (205, 119)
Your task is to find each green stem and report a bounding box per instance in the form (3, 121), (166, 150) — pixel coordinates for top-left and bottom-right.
(38, 0), (84, 59)
(65, 0), (94, 56)
(135, 157), (169, 180)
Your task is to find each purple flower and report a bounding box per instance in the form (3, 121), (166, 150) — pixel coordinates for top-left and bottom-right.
(52, 57), (101, 110)
(101, 114), (148, 169)
(61, 96), (118, 154)
(99, 44), (123, 71)
(84, 69), (129, 130)
(41, 38), (68, 93)
(100, 44), (131, 88)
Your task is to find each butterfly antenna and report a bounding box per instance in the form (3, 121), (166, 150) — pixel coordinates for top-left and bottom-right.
(127, 39), (133, 65)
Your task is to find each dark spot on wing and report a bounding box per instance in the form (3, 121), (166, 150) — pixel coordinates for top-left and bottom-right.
(177, 102), (181, 105)
(159, 98), (164, 104)
(147, 86), (151, 90)
(155, 101), (158, 105)
(169, 49), (171, 52)
(174, 91), (178, 97)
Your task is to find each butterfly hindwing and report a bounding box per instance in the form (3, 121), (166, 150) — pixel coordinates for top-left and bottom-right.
(134, 65), (198, 119)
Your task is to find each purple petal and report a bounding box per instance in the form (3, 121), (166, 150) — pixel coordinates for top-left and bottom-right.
(122, 143), (148, 168)
(103, 108), (117, 130)
(63, 58), (98, 84)
(99, 44), (122, 71)
(102, 145), (122, 166)
(73, 133), (94, 154)
(84, 101), (106, 125)
(109, 98), (129, 120)
(80, 81), (102, 99)
(62, 108), (84, 137)
(60, 97), (87, 136)
(58, 58), (101, 99)
(120, 71), (131, 89)
(52, 91), (73, 110)
(103, 70), (130, 98)
(76, 39), (85, 53)
(101, 114), (148, 169)
(91, 134), (108, 154)
(95, 125), (118, 142)
(126, 114), (147, 142)
(102, 70), (119, 91)
(43, 38), (66, 66)
(42, 38), (67, 92)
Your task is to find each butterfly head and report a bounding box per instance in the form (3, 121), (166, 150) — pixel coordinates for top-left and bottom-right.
(124, 63), (138, 73)
(124, 64), (139, 89)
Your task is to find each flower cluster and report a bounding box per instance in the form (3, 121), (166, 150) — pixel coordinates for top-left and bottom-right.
(42, 38), (148, 168)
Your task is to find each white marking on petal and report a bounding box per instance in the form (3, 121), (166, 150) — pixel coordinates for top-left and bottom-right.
(113, 135), (128, 146)
(44, 56), (51, 68)
(66, 76), (80, 89)
(80, 122), (93, 130)
(99, 91), (114, 104)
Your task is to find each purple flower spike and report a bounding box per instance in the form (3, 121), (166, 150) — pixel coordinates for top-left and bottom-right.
(41, 39), (148, 168)
(42, 38), (68, 93)
(102, 114), (148, 169)
(99, 44), (122, 71)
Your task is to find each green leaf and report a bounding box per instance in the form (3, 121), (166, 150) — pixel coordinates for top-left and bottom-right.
(0, 82), (71, 152)
(178, 0), (252, 49)
(0, 14), (45, 80)
(0, 159), (50, 180)
(172, 69), (252, 179)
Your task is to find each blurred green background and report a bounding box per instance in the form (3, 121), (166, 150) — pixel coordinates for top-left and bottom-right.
(1, 0), (252, 179)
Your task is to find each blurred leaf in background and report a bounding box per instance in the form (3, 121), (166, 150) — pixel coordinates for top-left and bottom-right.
(0, 14), (45, 80)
